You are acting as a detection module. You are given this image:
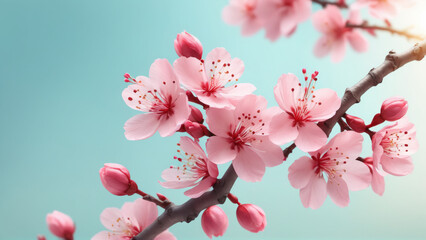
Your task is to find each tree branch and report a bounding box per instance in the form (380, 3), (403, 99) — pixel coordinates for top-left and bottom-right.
(133, 40), (426, 240)
(346, 23), (424, 41)
(312, 0), (348, 8)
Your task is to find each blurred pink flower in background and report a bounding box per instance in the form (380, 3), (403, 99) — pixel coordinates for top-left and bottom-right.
(352, 0), (409, 20)
(92, 199), (176, 240)
(269, 72), (340, 152)
(100, 163), (138, 196)
(313, 6), (368, 62)
(46, 211), (75, 240)
(122, 59), (190, 140)
(222, 0), (264, 36)
(372, 118), (418, 176)
(174, 31), (203, 60)
(256, 0), (311, 41)
(288, 131), (371, 209)
(201, 206), (229, 238)
(37, 235), (46, 240)
(174, 47), (255, 109)
(160, 136), (218, 198)
(205, 94), (283, 182)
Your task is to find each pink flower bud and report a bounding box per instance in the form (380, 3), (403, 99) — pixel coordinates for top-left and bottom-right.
(123, 73), (131, 79)
(380, 97), (408, 121)
(174, 31), (203, 60)
(46, 211), (75, 240)
(345, 114), (366, 133)
(184, 120), (205, 139)
(236, 204), (266, 233)
(37, 235), (46, 240)
(201, 206), (228, 239)
(188, 105), (204, 123)
(99, 163), (138, 196)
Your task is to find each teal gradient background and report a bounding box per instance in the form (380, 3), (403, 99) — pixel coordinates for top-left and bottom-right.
(1, 0), (426, 239)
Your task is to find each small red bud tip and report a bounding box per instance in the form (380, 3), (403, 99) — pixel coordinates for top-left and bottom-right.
(302, 68), (307, 74)
(124, 79), (130, 83)
(157, 193), (168, 201)
(314, 71), (319, 76)
(345, 114), (366, 133)
(227, 193), (240, 205)
(37, 235), (46, 240)
(123, 73), (131, 79)
(385, 19), (392, 27)
(304, 76), (308, 81)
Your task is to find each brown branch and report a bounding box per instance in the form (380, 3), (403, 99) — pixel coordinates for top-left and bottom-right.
(312, 0), (348, 8)
(346, 23), (424, 41)
(338, 118), (351, 132)
(133, 40), (426, 240)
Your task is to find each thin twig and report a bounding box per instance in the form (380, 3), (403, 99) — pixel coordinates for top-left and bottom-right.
(133, 40), (426, 240)
(137, 190), (174, 210)
(338, 118), (351, 132)
(346, 23), (424, 41)
(312, 0), (348, 8)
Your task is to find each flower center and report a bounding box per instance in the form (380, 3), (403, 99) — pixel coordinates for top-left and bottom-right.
(228, 110), (265, 151)
(381, 130), (411, 156)
(172, 144), (209, 180)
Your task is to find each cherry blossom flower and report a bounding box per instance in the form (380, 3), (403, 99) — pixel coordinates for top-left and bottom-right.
(92, 199), (176, 240)
(313, 6), (368, 62)
(205, 94), (283, 182)
(46, 211), (75, 240)
(288, 131), (371, 209)
(174, 47), (255, 109)
(122, 59), (190, 140)
(269, 72), (341, 152)
(160, 136), (219, 198)
(364, 157), (385, 196)
(222, 0), (264, 36)
(256, 0), (312, 41)
(352, 0), (411, 20)
(372, 118), (418, 176)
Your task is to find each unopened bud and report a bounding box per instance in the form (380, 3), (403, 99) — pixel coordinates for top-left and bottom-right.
(380, 97), (408, 121)
(174, 31), (203, 60)
(99, 163), (138, 196)
(188, 105), (204, 123)
(184, 120), (205, 139)
(345, 114), (366, 133)
(201, 206), (228, 239)
(236, 204), (266, 233)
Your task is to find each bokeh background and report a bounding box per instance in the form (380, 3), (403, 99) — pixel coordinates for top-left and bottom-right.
(1, 0), (426, 239)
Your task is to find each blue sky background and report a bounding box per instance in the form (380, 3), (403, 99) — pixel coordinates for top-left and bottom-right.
(1, 0), (426, 239)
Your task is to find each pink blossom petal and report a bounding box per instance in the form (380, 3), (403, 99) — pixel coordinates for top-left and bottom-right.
(229, 57), (245, 80)
(294, 122), (327, 152)
(207, 160), (219, 178)
(173, 57), (205, 91)
(222, 4), (246, 25)
(308, 88), (341, 121)
(288, 156), (316, 189)
(371, 166), (385, 196)
(324, 131), (363, 161)
(154, 231), (177, 240)
(314, 36), (333, 58)
(294, 0), (312, 21)
(347, 31), (368, 53)
(157, 115), (180, 138)
(381, 156), (414, 176)
(196, 92), (234, 109)
(206, 108), (235, 136)
(170, 93), (190, 126)
(124, 113), (161, 140)
(234, 94), (267, 117)
(232, 147), (266, 182)
(206, 136), (238, 164)
(331, 38), (346, 63)
(159, 179), (197, 189)
(221, 83), (256, 97)
(269, 112), (299, 145)
(149, 59), (180, 97)
(341, 160), (371, 191)
(263, 11), (282, 41)
(92, 231), (122, 240)
(251, 136), (284, 167)
(179, 136), (206, 159)
(184, 176), (217, 198)
(132, 199), (158, 229)
(327, 176), (350, 207)
(274, 73), (301, 112)
(300, 175), (327, 209)
(100, 208), (127, 231)
(241, 18), (263, 36)
(204, 48), (232, 77)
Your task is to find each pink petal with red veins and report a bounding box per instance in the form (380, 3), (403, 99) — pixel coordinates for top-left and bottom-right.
(184, 176), (217, 198)
(206, 136), (238, 164)
(294, 122), (327, 152)
(149, 59), (180, 98)
(347, 31), (368, 53)
(124, 113), (161, 140)
(274, 73), (301, 113)
(381, 156), (414, 176)
(341, 160), (371, 191)
(251, 136), (284, 167)
(324, 131), (363, 161)
(327, 176), (350, 207)
(173, 57), (206, 91)
(232, 147), (266, 182)
(288, 156), (316, 189)
(307, 88), (341, 122)
(300, 175), (327, 209)
(154, 231), (177, 240)
(269, 112), (299, 146)
(206, 108), (235, 136)
(331, 38), (346, 63)
(314, 36), (333, 58)
(221, 83), (256, 97)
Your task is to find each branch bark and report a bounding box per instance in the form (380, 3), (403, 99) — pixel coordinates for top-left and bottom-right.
(346, 23), (424, 41)
(133, 40), (426, 240)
